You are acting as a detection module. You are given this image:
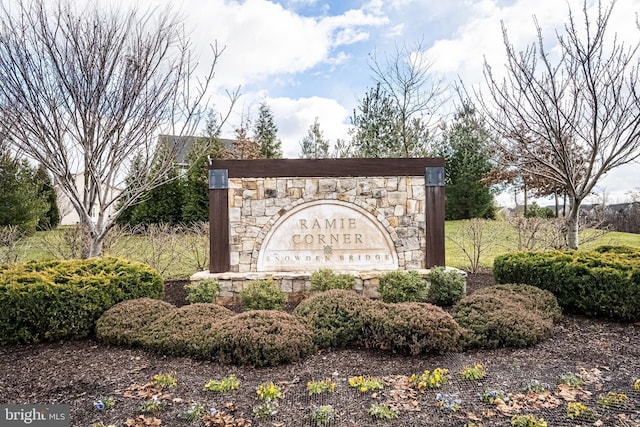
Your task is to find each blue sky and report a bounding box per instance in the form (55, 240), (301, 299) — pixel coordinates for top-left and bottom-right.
(97, 0), (640, 205)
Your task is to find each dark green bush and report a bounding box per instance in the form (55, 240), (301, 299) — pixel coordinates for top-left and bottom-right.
(95, 298), (174, 346)
(494, 246), (640, 321)
(452, 289), (554, 349)
(293, 289), (375, 348)
(364, 302), (464, 355)
(310, 269), (356, 291)
(239, 278), (286, 310)
(202, 310), (316, 366)
(185, 279), (221, 304)
(377, 271), (426, 303)
(0, 257), (163, 344)
(139, 303), (234, 356)
(426, 267), (466, 306)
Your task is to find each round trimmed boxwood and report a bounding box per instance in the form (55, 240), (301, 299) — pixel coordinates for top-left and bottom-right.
(426, 267), (466, 306)
(294, 289), (375, 348)
(0, 257), (163, 344)
(309, 269), (356, 291)
(138, 303), (234, 356)
(452, 288), (555, 349)
(239, 278), (286, 310)
(201, 310), (316, 366)
(95, 298), (174, 347)
(377, 270), (427, 303)
(364, 302), (464, 355)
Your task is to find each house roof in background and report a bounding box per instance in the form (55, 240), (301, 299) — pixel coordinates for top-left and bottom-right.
(159, 135), (234, 165)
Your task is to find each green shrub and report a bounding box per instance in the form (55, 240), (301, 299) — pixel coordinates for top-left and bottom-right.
(96, 298), (174, 346)
(139, 303), (233, 356)
(452, 289), (554, 349)
(294, 289), (375, 348)
(202, 310), (316, 366)
(427, 267), (466, 306)
(493, 246), (640, 321)
(185, 279), (221, 304)
(484, 284), (562, 322)
(0, 257), (163, 344)
(377, 271), (426, 303)
(364, 302), (464, 355)
(310, 269), (356, 291)
(239, 278), (286, 310)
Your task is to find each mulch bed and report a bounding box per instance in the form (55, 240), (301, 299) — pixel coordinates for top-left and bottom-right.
(0, 271), (639, 426)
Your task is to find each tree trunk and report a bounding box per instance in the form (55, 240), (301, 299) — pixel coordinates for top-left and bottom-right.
(88, 236), (103, 258)
(566, 197), (581, 249)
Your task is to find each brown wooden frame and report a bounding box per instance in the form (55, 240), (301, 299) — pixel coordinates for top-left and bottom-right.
(208, 158), (445, 272)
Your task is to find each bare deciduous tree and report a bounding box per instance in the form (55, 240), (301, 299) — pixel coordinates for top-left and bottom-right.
(476, 0), (640, 248)
(366, 39), (446, 156)
(0, 0), (238, 257)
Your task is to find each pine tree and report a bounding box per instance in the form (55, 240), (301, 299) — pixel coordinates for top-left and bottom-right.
(0, 152), (47, 234)
(438, 104), (495, 220)
(299, 117), (330, 158)
(254, 102), (282, 158)
(35, 164), (60, 230)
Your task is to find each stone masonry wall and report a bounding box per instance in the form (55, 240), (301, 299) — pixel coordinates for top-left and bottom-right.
(227, 176), (426, 273)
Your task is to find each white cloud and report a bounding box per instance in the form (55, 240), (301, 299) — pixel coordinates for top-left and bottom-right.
(266, 96), (351, 157)
(166, 0), (389, 89)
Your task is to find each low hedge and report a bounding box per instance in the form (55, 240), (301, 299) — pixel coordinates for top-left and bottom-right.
(493, 246), (640, 321)
(452, 285), (558, 349)
(0, 258), (163, 344)
(200, 310), (316, 366)
(364, 302), (464, 355)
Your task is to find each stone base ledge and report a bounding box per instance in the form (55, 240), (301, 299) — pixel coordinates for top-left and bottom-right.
(190, 268), (466, 306)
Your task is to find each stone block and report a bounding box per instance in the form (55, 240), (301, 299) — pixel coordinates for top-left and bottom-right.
(243, 189), (257, 199)
(287, 187), (302, 198)
(372, 188), (387, 199)
(305, 178), (318, 195)
(265, 178), (277, 190)
(280, 278), (293, 293)
(338, 178), (356, 191)
(318, 178), (336, 193)
(386, 177), (399, 191)
(388, 191), (407, 205)
(251, 199), (266, 216)
(241, 179), (255, 190)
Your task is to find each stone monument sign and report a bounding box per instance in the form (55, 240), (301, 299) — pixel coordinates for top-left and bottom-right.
(207, 158), (445, 274)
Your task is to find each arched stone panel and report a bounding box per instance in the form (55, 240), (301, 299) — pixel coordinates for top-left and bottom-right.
(256, 199), (399, 272)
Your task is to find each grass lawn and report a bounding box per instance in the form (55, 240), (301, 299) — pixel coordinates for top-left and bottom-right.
(4, 221), (640, 278)
(445, 219), (640, 270)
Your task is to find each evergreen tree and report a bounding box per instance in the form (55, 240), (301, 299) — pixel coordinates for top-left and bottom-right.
(0, 152), (47, 234)
(348, 83), (401, 157)
(438, 104), (495, 220)
(35, 164), (60, 230)
(254, 102), (282, 158)
(299, 117), (330, 158)
(129, 168), (185, 225)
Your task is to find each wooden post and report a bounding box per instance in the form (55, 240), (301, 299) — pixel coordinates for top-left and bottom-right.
(209, 169), (230, 273)
(425, 167), (446, 268)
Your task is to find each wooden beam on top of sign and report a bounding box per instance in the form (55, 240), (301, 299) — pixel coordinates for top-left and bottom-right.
(209, 158), (444, 178)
